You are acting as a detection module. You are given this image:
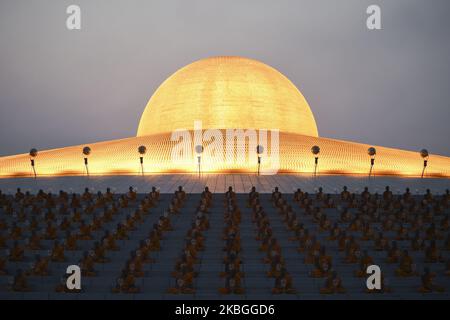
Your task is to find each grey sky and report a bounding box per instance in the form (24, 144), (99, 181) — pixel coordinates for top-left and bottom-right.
(0, 0), (449, 157)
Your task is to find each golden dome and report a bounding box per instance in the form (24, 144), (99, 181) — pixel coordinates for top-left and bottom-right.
(137, 56), (319, 137)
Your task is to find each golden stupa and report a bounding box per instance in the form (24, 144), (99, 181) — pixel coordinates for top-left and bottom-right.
(0, 56), (449, 178)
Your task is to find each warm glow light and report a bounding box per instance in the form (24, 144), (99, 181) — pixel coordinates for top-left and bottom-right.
(0, 131), (449, 177)
(137, 56), (318, 137)
(0, 56), (449, 178)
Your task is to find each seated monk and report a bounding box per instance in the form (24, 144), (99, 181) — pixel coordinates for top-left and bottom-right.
(267, 258), (285, 278)
(65, 231), (78, 250)
(445, 234), (450, 251)
(410, 231), (425, 251)
(115, 223), (129, 240)
(201, 186), (212, 203)
(59, 217), (71, 231)
(71, 208), (82, 223)
(272, 269), (296, 294)
(338, 231), (350, 252)
(51, 240), (66, 262)
(11, 269), (31, 292)
(247, 187), (259, 206)
(395, 223), (409, 241)
(148, 230), (161, 251)
(102, 231), (119, 251)
(80, 251), (96, 277)
(9, 241), (24, 261)
(418, 267), (445, 293)
(340, 186), (351, 201)
(136, 246), (154, 264)
(425, 240), (445, 263)
(45, 222), (57, 240)
(343, 237), (360, 264)
(339, 208), (352, 223)
(293, 188), (304, 202)
(327, 223), (341, 241)
(360, 223), (376, 242)
(374, 232), (389, 251)
(354, 250), (374, 277)
(91, 214), (103, 231)
(348, 215), (363, 232)
(224, 186), (236, 201)
(81, 187), (92, 202)
(175, 186), (186, 202)
(9, 222), (22, 240)
(172, 262), (196, 284)
(93, 242), (109, 263)
(119, 195), (129, 208)
(271, 187), (282, 203)
(425, 223), (442, 240)
(310, 249), (332, 278)
(297, 230), (313, 252)
(78, 220), (93, 240)
(112, 270), (140, 293)
(27, 231), (42, 250)
(220, 260), (243, 278)
(382, 218), (395, 232)
(29, 217), (39, 232)
(150, 186), (160, 202)
(383, 186), (393, 201)
(395, 250), (418, 277)
(318, 214), (332, 232)
(320, 271), (346, 294)
(386, 241), (401, 263)
(28, 254), (49, 276)
(219, 272), (244, 294)
(167, 278), (195, 294)
(127, 186), (137, 201)
(223, 252), (241, 266)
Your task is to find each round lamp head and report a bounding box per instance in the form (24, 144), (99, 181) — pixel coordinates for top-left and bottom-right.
(138, 145), (147, 155)
(256, 145), (264, 155)
(195, 145), (204, 154)
(29, 148), (38, 158)
(420, 149), (429, 159)
(82, 146), (91, 156)
(367, 147), (376, 157)
(311, 145), (320, 155)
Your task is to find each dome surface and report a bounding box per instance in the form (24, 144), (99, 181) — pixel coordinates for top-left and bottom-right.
(137, 56), (319, 137)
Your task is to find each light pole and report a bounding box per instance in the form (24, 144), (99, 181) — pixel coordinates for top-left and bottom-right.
(29, 148), (38, 179)
(368, 147), (376, 178)
(311, 145), (320, 177)
(256, 145), (264, 176)
(195, 145), (204, 178)
(138, 145), (147, 176)
(82, 146), (91, 177)
(420, 149), (429, 179)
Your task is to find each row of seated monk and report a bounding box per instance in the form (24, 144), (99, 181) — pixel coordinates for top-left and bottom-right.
(167, 188), (208, 294)
(1, 185), (448, 294)
(271, 187), (448, 293)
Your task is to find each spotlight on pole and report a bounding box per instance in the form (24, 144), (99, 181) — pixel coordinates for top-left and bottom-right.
(256, 145), (264, 176)
(138, 145), (147, 176)
(82, 146), (91, 177)
(311, 145), (320, 177)
(195, 145), (204, 178)
(420, 149), (429, 179)
(29, 148), (38, 179)
(367, 147), (376, 178)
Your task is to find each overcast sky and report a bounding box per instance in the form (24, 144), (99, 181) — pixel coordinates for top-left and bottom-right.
(0, 0), (449, 157)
